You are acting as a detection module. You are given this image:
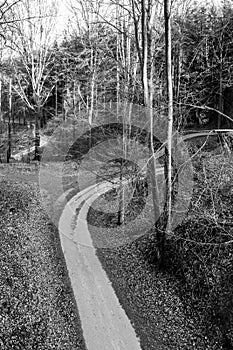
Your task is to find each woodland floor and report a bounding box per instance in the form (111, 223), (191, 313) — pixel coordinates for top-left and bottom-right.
(0, 173), (86, 350)
(87, 139), (233, 350)
(0, 126), (233, 349)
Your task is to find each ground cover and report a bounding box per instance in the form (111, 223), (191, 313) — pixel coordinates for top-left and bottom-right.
(0, 176), (86, 350)
(87, 140), (233, 349)
(1, 121), (233, 349)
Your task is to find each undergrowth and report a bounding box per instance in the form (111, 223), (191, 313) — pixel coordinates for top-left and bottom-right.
(161, 147), (233, 349)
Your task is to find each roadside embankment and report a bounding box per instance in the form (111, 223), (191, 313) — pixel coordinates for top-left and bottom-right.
(0, 177), (86, 350)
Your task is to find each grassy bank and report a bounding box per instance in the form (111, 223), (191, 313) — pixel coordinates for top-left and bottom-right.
(0, 176), (86, 350)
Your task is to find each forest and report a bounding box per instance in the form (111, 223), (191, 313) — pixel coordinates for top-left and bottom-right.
(0, 1), (233, 140)
(0, 0), (233, 349)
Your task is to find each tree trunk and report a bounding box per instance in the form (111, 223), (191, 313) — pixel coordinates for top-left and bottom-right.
(23, 109), (26, 125)
(131, 0), (163, 263)
(164, 0), (173, 234)
(218, 55), (223, 129)
(9, 79), (14, 133)
(6, 122), (11, 163)
(73, 80), (77, 117)
(117, 160), (124, 225)
(55, 82), (58, 118)
(141, 0), (149, 106)
(89, 48), (97, 125)
(34, 108), (41, 161)
(7, 79), (12, 163)
(116, 10), (120, 118)
(0, 79), (2, 123)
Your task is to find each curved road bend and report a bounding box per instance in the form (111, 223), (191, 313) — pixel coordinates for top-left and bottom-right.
(56, 129), (233, 350)
(58, 182), (142, 350)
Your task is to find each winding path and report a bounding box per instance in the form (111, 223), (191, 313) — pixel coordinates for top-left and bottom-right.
(58, 182), (142, 350)
(57, 129), (233, 350)
(0, 127), (229, 348)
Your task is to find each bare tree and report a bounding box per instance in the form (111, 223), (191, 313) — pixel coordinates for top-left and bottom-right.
(6, 0), (58, 160)
(68, 0), (104, 125)
(0, 0), (23, 161)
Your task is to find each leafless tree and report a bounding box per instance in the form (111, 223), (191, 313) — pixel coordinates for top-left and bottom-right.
(5, 0), (58, 160)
